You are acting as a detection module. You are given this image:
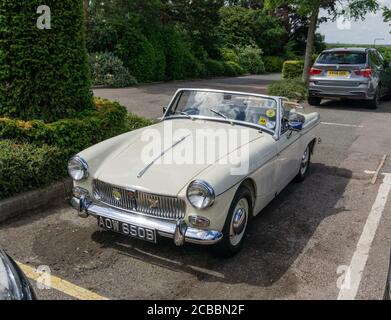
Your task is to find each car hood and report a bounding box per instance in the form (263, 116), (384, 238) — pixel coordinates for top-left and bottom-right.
(94, 119), (264, 196)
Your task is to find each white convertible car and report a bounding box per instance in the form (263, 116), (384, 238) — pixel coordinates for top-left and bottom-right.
(69, 89), (320, 256)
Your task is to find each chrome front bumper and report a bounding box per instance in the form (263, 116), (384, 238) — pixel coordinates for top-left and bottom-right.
(70, 197), (223, 246)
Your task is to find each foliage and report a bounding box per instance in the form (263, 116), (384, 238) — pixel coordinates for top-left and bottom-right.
(235, 46), (265, 74)
(267, 79), (308, 101)
(89, 52), (137, 88)
(282, 60), (304, 79)
(0, 98), (154, 200)
(218, 6), (287, 56)
(264, 56), (285, 72)
(205, 59), (226, 77)
(223, 61), (245, 76)
(0, 98), (127, 155)
(0, 140), (66, 200)
(0, 0), (93, 122)
(220, 48), (240, 64)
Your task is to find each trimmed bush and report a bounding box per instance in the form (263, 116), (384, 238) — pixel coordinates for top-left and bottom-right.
(237, 46), (265, 74)
(0, 98), (128, 155)
(264, 56), (285, 73)
(89, 52), (138, 88)
(0, 0), (94, 122)
(0, 140), (66, 200)
(282, 60), (304, 79)
(267, 79), (308, 101)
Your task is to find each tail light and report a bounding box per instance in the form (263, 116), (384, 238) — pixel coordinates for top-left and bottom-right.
(354, 69), (373, 78)
(310, 67), (322, 76)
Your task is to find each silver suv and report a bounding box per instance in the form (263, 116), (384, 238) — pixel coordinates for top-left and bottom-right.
(308, 48), (391, 109)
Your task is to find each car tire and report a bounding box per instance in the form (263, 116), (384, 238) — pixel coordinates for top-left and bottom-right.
(368, 88), (380, 109)
(213, 186), (252, 257)
(295, 145), (311, 182)
(308, 96), (322, 106)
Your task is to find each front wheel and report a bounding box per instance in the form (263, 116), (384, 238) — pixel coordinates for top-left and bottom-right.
(213, 186), (252, 257)
(295, 145), (311, 182)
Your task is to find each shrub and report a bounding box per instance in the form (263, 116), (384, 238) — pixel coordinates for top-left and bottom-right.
(126, 113), (155, 131)
(264, 56), (285, 73)
(0, 140), (66, 200)
(0, 98), (128, 155)
(267, 79), (308, 101)
(223, 61), (244, 76)
(0, 0), (94, 122)
(237, 46), (265, 74)
(282, 60), (304, 79)
(220, 48), (240, 64)
(89, 52), (137, 88)
(205, 59), (226, 77)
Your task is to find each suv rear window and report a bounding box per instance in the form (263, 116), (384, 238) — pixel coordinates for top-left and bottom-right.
(316, 52), (367, 65)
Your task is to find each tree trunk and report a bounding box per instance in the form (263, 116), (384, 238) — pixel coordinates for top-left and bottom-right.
(302, 2), (320, 84)
(83, 0), (89, 18)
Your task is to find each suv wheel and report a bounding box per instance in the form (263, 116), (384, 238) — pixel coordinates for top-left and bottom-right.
(368, 88), (380, 109)
(308, 96), (322, 106)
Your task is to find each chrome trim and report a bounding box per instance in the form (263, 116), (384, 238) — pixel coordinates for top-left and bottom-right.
(92, 180), (186, 220)
(70, 197), (223, 246)
(68, 155), (89, 181)
(186, 180), (215, 210)
(137, 134), (191, 178)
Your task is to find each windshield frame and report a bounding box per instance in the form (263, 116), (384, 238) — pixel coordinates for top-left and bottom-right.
(162, 88), (280, 137)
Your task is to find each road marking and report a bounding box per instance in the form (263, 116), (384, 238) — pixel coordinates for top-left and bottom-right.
(338, 173), (391, 300)
(321, 122), (364, 128)
(17, 262), (109, 300)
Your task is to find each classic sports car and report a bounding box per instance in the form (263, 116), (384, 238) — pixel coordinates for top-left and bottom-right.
(69, 89), (320, 256)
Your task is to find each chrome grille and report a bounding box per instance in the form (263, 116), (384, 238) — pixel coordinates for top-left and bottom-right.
(92, 180), (185, 220)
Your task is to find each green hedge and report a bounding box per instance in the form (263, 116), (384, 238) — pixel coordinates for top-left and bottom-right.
(0, 98), (129, 156)
(0, 0), (94, 122)
(267, 79), (308, 101)
(282, 60), (304, 79)
(0, 98), (154, 200)
(0, 140), (66, 200)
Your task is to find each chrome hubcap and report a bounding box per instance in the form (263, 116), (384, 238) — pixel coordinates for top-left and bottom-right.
(230, 198), (248, 246)
(300, 147), (309, 175)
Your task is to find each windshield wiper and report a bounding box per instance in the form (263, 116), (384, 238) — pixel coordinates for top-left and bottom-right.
(210, 109), (234, 125)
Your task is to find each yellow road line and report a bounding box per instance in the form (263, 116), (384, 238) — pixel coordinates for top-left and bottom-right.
(17, 262), (109, 300)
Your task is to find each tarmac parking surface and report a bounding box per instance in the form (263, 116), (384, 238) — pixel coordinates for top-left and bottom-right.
(1, 74), (391, 300)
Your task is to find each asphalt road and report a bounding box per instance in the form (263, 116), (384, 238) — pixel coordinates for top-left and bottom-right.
(1, 74), (391, 300)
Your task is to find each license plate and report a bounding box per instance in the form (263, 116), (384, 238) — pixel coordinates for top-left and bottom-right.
(327, 71), (349, 77)
(97, 216), (156, 243)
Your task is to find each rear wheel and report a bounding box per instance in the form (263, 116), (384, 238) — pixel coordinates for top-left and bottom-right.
(368, 88), (380, 109)
(308, 96), (322, 106)
(214, 186), (252, 257)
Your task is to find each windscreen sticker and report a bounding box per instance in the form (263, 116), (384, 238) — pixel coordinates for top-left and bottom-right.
(266, 109), (276, 118)
(258, 117), (267, 126)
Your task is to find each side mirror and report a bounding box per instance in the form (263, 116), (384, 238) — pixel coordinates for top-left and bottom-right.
(289, 120), (304, 131)
(288, 111), (304, 131)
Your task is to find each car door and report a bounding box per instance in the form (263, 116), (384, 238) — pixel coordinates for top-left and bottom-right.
(275, 106), (302, 193)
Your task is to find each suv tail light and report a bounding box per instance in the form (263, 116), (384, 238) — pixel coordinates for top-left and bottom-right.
(310, 67), (322, 76)
(354, 68), (373, 78)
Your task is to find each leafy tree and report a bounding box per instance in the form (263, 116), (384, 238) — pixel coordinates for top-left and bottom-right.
(0, 0), (93, 121)
(219, 6), (287, 56)
(266, 0), (379, 83)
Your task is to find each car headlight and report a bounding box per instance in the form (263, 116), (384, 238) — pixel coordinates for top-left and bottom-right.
(68, 156), (89, 181)
(186, 180), (215, 210)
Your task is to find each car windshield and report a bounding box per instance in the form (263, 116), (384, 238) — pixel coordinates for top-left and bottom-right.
(317, 51), (367, 65)
(166, 90), (278, 131)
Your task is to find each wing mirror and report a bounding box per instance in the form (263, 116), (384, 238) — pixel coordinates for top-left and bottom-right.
(288, 110), (304, 131)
